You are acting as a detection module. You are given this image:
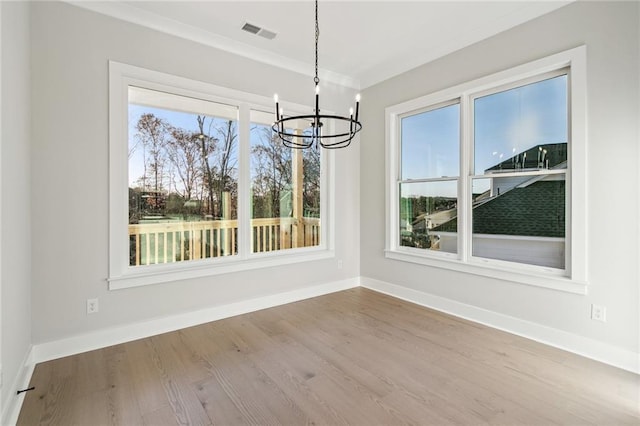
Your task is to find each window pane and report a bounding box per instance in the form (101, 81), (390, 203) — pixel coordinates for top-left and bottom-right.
(401, 103), (460, 180)
(471, 175), (565, 268)
(474, 74), (568, 174)
(128, 86), (238, 266)
(250, 111), (320, 253)
(399, 181), (457, 254)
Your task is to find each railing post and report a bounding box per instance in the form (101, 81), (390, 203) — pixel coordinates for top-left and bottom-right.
(223, 191), (232, 255)
(292, 131), (304, 248)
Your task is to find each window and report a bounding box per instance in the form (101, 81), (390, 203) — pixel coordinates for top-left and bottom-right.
(128, 87), (239, 266)
(110, 62), (332, 289)
(399, 102), (460, 254)
(250, 111), (321, 254)
(386, 47), (587, 293)
(471, 73), (567, 269)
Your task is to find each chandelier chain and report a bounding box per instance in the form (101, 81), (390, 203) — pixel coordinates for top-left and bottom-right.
(314, 0), (319, 85)
(272, 0), (361, 149)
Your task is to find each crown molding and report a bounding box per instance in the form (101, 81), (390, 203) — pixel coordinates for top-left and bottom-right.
(358, 1), (573, 88)
(65, 1), (361, 90)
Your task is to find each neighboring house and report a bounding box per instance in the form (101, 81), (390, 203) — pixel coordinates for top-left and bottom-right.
(430, 143), (567, 268)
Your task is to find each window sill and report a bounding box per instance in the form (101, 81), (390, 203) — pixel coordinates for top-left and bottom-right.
(109, 248), (335, 290)
(384, 249), (587, 295)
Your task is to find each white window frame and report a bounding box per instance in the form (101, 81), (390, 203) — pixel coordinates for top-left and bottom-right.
(385, 46), (587, 294)
(109, 61), (335, 290)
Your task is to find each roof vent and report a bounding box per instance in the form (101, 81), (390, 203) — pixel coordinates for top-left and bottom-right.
(241, 22), (277, 40)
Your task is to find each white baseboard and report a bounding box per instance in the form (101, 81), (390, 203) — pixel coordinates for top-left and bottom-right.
(33, 278), (359, 364)
(1, 346), (35, 426)
(24, 274), (639, 403)
(361, 277), (640, 375)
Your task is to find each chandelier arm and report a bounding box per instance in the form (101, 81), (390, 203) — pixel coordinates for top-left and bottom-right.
(273, 115), (361, 137)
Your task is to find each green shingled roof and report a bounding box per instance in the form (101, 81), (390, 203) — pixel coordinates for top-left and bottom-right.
(432, 180), (565, 238)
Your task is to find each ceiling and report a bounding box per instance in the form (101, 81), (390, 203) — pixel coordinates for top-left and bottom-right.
(71, 1), (572, 89)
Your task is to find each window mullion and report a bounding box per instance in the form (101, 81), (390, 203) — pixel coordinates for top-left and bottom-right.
(237, 103), (251, 259)
(458, 94), (472, 263)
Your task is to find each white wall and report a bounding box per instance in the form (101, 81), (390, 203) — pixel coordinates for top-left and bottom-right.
(1, 0), (32, 420)
(361, 1), (639, 356)
(30, 2), (359, 345)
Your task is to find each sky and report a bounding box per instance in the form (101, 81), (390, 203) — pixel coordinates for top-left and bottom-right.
(129, 104), (277, 189)
(128, 104), (219, 187)
(400, 74), (567, 197)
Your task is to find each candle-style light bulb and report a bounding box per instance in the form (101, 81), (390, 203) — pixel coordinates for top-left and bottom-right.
(315, 85), (320, 95)
(274, 94), (278, 103)
(349, 107), (354, 133)
(354, 93), (360, 122)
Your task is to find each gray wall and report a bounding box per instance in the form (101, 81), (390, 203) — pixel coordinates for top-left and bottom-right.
(1, 0), (32, 415)
(30, 2), (360, 344)
(361, 1), (639, 354)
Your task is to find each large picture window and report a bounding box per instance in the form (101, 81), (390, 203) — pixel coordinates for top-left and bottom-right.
(386, 47), (587, 293)
(128, 87), (239, 266)
(109, 63), (331, 289)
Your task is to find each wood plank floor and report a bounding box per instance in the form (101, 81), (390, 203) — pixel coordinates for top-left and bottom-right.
(18, 288), (640, 425)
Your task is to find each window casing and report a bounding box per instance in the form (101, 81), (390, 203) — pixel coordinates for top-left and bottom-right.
(385, 47), (587, 294)
(109, 62), (334, 289)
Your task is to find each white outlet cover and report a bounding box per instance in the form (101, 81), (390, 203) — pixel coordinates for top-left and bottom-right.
(591, 304), (606, 322)
(87, 298), (99, 314)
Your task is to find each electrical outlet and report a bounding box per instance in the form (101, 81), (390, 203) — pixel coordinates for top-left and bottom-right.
(337, 259), (343, 269)
(591, 304), (606, 322)
(87, 298), (99, 314)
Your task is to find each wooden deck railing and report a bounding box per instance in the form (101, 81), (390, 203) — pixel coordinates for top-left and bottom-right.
(129, 217), (320, 266)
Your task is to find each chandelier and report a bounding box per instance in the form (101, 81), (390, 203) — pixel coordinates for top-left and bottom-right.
(272, 0), (362, 149)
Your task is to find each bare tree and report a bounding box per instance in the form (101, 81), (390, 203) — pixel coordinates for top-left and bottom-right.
(211, 119), (238, 218)
(196, 116), (217, 217)
(303, 145), (321, 216)
(135, 113), (171, 193)
(166, 127), (202, 201)
(251, 127), (292, 218)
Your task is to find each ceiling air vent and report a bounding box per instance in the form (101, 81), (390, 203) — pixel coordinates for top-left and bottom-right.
(241, 22), (261, 34)
(241, 22), (277, 40)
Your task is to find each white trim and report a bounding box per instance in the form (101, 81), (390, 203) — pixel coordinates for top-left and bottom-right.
(385, 46), (588, 289)
(360, 277), (639, 374)
(64, 1), (568, 91)
(0, 346), (35, 426)
(66, 1), (359, 90)
(34, 278), (359, 364)
(109, 61), (335, 289)
(24, 277), (636, 404)
(109, 249), (335, 290)
(384, 250), (585, 294)
(357, 2), (573, 89)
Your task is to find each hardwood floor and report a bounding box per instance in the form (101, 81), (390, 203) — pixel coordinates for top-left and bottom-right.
(18, 288), (640, 425)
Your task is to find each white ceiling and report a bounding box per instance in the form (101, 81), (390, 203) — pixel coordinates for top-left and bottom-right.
(71, 1), (572, 89)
